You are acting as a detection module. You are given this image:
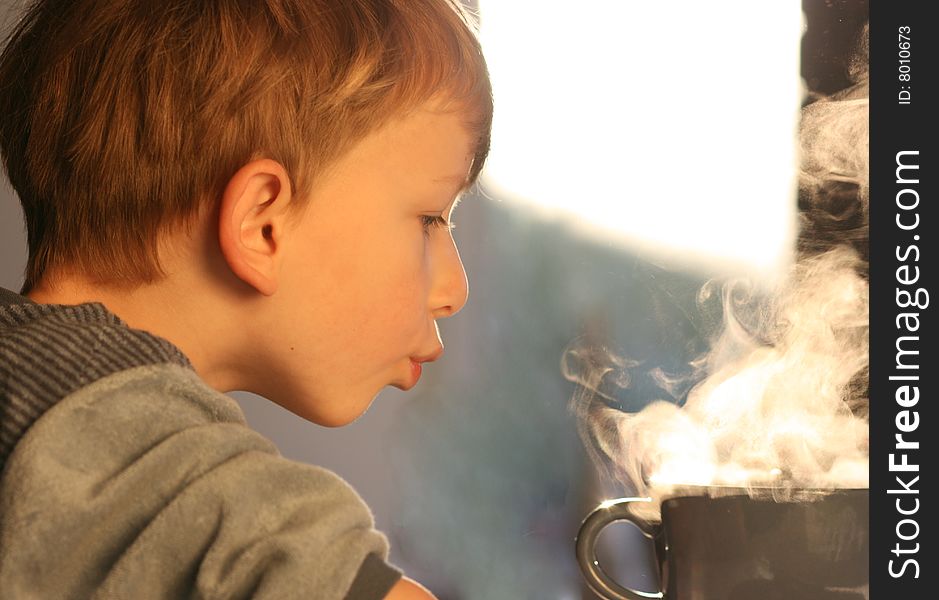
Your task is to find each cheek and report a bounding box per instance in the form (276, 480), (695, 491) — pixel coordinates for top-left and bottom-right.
(300, 220), (431, 335)
(360, 227), (429, 294)
(371, 256), (429, 323)
(364, 243), (432, 329)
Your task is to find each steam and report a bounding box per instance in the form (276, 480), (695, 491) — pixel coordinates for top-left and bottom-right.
(799, 24), (869, 264)
(566, 25), (870, 518)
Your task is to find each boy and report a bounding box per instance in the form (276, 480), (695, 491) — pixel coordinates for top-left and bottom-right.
(0, 0), (491, 598)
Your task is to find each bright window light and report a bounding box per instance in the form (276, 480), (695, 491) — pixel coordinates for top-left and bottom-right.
(477, 1), (803, 278)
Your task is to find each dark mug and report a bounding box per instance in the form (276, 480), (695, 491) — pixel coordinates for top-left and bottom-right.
(575, 488), (868, 600)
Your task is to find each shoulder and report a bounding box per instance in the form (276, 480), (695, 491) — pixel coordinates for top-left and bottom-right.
(1, 363), (393, 599)
(7, 363), (259, 476)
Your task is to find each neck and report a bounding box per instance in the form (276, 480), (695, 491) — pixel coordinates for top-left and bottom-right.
(26, 274), (246, 393)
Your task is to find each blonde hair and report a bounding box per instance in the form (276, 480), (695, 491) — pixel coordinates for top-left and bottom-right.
(0, 0), (493, 294)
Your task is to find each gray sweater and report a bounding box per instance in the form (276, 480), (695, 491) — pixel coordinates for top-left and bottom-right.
(0, 286), (401, 599)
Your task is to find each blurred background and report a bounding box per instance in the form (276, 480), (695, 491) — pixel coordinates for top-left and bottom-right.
(1, 1), (868, 598)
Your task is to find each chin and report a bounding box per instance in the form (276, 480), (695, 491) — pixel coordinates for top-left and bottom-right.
(314, 391), (382, 428)
(305, 405), (369, 428)
(260, 386), (381, 428)
(315, 416), (357, 428)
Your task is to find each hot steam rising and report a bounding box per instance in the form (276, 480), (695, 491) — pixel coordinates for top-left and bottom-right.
(566, 26), (870, 519)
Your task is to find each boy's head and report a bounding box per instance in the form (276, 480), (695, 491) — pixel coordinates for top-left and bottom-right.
(0, 0), (492, 425)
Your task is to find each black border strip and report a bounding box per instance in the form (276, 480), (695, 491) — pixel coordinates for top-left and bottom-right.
(870, 2), (934, 597)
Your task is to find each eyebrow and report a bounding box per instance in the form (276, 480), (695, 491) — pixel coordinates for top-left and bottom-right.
(434, 174), (472, 199)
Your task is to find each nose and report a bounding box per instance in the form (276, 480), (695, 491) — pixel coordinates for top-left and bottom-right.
(429, 236), (469, 319)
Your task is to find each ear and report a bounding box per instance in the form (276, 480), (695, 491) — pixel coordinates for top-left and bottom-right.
(217, 159), (293, 296)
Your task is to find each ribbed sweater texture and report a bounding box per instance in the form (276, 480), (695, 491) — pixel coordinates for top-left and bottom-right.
(0, 286), (192, 472)
(0, 285), (402, 598)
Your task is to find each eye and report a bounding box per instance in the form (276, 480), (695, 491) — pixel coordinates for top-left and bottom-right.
(421, 215), (455, 237)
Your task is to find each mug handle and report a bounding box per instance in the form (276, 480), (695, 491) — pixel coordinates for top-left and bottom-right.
(575, 497), (664, 600)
